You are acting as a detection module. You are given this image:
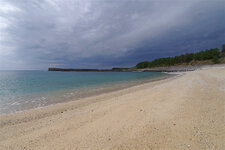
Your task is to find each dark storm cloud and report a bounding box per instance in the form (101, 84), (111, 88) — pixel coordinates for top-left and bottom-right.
(0, 0), (224, 69)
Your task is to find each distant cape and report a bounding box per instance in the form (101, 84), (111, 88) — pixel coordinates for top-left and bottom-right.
(48, 68), (129, 72)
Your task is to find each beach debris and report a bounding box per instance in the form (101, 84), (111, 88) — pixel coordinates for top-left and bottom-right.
(173, 123), (176, 126)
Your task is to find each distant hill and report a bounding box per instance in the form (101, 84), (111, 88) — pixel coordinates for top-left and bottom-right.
(135, 44), (225, 69)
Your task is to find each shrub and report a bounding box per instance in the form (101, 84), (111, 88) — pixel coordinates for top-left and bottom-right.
(212, 56), (220, 64)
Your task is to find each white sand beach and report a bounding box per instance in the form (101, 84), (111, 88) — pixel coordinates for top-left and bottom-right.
(0, 66), (224, 149)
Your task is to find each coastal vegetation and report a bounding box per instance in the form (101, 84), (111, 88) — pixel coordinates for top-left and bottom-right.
(136, 44), (225, 69)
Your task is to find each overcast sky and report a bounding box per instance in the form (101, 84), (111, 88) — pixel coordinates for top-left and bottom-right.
(0, 0), (225, 70)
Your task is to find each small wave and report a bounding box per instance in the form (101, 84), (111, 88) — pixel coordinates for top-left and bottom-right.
(11, 102), (20, 105)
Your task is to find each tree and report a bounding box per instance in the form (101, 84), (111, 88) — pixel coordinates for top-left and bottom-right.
(136, 61), (149, 68)
(221, 44), (225, 57)
(135, 47), (222, 68)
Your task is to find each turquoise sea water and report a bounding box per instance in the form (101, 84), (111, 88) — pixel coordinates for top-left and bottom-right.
(0, 71), (167, 115)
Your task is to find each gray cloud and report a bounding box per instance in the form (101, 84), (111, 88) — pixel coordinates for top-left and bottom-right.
(0, 0), (224, 70)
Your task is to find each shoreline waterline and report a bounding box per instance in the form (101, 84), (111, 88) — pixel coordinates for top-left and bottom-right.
(0, 71), (175, 116)
(2, 67), (224, 149)
(0, 71), (180, 131)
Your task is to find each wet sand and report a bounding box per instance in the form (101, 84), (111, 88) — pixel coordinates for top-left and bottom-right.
(0, 66), (224, 149)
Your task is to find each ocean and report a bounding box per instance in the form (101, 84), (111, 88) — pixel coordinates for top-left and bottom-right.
(0, 71), (168, 115)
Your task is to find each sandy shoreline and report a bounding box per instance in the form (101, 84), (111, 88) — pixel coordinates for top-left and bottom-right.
(0, 72), (171, 115)
(0, 66), (225, 149)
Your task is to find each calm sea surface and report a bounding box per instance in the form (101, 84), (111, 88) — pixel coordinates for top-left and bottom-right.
(0, 71), (168, 115)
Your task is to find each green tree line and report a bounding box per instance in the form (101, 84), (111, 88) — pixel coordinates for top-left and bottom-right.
(136, 44), (225, 69)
